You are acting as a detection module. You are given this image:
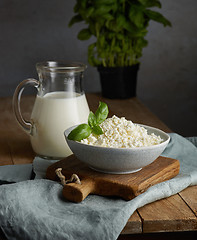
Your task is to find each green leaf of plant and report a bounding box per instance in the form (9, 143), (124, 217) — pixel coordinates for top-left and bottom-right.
(144, 10), (172, 27)
(129, 5), (145, 28)
(73, 2), (80, 13)
(68, 124), (92, 141)
(102, 13), (114, 21)
(94, 0), (115, 5)
(113, 46), (121, 53)
(86, 7), (94, 17)
(94, 5), (112, 16)
(68, 14), (83, 27)
(138, 0), (161, 8)
(77, 28), (92, 40)
(114, 33), (124, 40)
(92, 125), (103, 135)
(80, 0), (88, 9)
(69, 0), (171, 67)
(95, 102), (109, 124)
(88, 111), (97, 128)
(116, 14), (127, 29)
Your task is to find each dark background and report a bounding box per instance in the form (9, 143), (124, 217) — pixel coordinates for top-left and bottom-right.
(0, 0), (196, 136)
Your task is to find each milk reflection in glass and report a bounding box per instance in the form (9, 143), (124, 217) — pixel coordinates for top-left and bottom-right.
(30, 91), (89, 158)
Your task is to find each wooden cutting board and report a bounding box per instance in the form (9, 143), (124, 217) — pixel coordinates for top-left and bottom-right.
(46, 154), (180, 203)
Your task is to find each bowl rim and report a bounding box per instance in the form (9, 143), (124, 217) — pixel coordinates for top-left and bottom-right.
(64, 123), (170, 151)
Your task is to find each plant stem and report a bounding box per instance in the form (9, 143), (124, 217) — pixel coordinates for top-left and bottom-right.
(102, 59), (106, 67)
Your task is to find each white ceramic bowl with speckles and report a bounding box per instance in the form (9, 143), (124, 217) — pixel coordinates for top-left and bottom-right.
(64, 124), (170, 174)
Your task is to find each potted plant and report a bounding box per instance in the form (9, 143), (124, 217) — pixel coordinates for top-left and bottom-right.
(69, 0), (171, 99)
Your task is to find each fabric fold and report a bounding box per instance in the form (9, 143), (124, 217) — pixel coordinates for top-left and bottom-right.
(0, 133), (196, 240)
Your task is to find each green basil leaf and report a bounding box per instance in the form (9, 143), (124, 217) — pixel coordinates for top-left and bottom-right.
(67, 124), (92, 141)
(86, 7), (94, 17)
(88, 111), (97, 128)
(70, 0), (171, 67)
(144, 10), (172, 27)
(94, 0), (115, 5)
(68, 14), (83, 27)
(77, 28), (92, 40)
(138, 0), (161, 8)
(94, 5), (112, 16)
(129, 5), (145, 28)
(92, 125), (103, 135)
(95, 102), (109, 124)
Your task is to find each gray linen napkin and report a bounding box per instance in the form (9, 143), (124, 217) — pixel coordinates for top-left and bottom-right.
(0, 164), (33, 184)
(0, 133), (197, 240)
(32, 158), (58, 179)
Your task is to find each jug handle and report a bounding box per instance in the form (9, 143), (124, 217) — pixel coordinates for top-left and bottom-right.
(13, 79), (40, 136)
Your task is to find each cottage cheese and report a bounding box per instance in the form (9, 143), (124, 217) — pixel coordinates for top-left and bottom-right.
(80, 115), (163, 148)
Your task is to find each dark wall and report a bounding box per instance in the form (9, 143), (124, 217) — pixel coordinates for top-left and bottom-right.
(0, 0), (197, 136)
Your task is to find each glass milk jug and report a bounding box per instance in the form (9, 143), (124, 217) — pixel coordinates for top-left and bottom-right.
(13, 61), (90, 159)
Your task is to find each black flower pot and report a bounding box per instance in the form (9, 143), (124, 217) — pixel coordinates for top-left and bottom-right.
(97, 64), (139, 99)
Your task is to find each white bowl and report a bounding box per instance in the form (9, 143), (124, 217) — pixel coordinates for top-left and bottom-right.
(64, 124), (170, 174)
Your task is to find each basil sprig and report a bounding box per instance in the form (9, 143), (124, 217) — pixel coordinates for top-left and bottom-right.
(68, 102), (109, 141)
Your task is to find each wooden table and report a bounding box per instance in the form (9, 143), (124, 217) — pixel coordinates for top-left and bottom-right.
(0, 93), (196, 239)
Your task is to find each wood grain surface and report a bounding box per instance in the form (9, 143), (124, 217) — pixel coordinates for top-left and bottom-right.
(46, 155), (180, 202)
(0, 94), (196, 238)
